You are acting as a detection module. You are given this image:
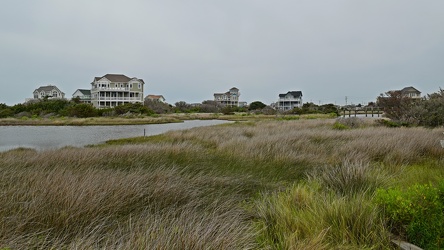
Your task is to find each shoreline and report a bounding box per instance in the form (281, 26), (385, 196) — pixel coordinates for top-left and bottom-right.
(0, 113), (337, 126)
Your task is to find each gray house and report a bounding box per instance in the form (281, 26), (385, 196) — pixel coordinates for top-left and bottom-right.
(33, 85), (65, 100)
(400, 86), (421, 99)
(276, 91), (303, 111)
(90, 74), (145, 109)
(214, 87), (240, 107)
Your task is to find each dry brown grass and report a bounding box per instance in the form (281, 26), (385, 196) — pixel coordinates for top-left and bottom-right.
(164, 119), (443, 167)
(0, 147), (258, 249)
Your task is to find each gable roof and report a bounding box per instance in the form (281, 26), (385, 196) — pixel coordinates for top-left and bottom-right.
(74, 89), (91, 95)
(93, 74), (145, 84)
(95, 74), (132, 83)
(146, 95), (165, 99)
(279, 91), (302, 98)
(401, 86), (420, 94)
(34, 85), (64, 94)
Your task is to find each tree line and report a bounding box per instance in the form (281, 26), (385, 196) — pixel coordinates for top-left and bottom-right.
(2, 88), (442, 127)
(377, 88), (444, 127)
(0, 98), (340, 119)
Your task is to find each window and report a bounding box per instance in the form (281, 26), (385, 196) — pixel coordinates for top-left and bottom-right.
(138, 83), (141, 89)
(53, 91), (58, 97)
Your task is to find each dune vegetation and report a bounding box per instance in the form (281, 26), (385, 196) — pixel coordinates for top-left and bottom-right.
(1, 118), (443, 249)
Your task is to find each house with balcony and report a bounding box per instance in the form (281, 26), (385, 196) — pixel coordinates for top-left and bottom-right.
(276, 91), (303, 111)
(72, 89), (91, 103)
(90, 74), (145, 109)
(214, 87), (240, 107)
(32, 85), (65, 100)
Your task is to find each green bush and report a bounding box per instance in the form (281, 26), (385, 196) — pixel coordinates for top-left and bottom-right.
(375, 119), (401, 127)
(332, 122), (349, 130)
(114, 103), (154, 115)
(0, 107), (13, 118)
(62, 103), (98, 118)
(375, 182), (444, 249)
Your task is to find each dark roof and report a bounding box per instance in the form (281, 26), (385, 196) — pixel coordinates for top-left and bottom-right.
(76, 89), (91, 95)
(34, 85), (64, 94)
(95, 74), (132, 83)
(401, 86), (420, 94)
(279, 91), (302, 98)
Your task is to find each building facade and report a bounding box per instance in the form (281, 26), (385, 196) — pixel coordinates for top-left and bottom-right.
(276, 91), (303, 111)
(90, 74), (144, 109)
(32, 85), (65, 100)
(214, 87), (240, 107)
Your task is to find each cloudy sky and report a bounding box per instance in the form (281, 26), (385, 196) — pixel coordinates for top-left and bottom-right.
(1, 1), (443, 106)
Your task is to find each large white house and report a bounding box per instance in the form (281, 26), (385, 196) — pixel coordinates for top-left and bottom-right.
(276, 91), (303, 111)
(32, 85), (65, 100)
(90, 74), (145, 109)
(214, 87), (240, 107)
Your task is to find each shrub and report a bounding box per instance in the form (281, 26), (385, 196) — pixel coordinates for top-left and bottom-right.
(62, 103), (98, 118)
(375, 119), (401, 127)
(308, 160), (389, 195)
(114, 103), (154, 115)
(0, 108), (13, 118)
(332, 122), (349, 130)
(375, 182), (444, 249)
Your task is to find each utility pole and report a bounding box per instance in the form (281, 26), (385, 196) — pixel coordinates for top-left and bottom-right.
(345, 96), (348, 106)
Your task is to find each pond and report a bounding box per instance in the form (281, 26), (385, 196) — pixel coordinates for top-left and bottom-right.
(0, 120), (232, 152)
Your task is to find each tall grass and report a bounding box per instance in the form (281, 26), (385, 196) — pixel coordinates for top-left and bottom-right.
(0, 148), (258, 249)
(0, 118), (443, 248)
(254, 184), (391, 249)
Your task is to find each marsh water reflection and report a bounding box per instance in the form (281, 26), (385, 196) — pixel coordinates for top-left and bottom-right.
(0, 120), (231, 152)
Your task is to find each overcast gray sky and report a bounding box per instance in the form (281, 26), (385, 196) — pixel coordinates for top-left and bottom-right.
(1, 0), (443, 106)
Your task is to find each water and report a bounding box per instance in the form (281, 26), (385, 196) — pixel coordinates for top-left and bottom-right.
(0, 120), (231, 152)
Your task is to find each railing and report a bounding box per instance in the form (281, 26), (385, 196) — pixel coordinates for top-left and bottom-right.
(93, 87), (130, 91)
(96, 97), (141, 101)
(77, 96), (91, 99)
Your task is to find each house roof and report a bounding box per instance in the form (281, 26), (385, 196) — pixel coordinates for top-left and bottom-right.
(146, 95), (164, 99)
(75, 89), (91, 95)
(94, 74), (144, 83)
(34, 85), (64, 94)
(401, 86), (420, 94)
(279, 91), (302, 98)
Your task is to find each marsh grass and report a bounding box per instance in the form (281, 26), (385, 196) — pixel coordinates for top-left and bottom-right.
(253, 184), (392, 249)
(1, 118), (443, 248)
(0, 149), (258, 249)
(307, 160), (392, 195)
